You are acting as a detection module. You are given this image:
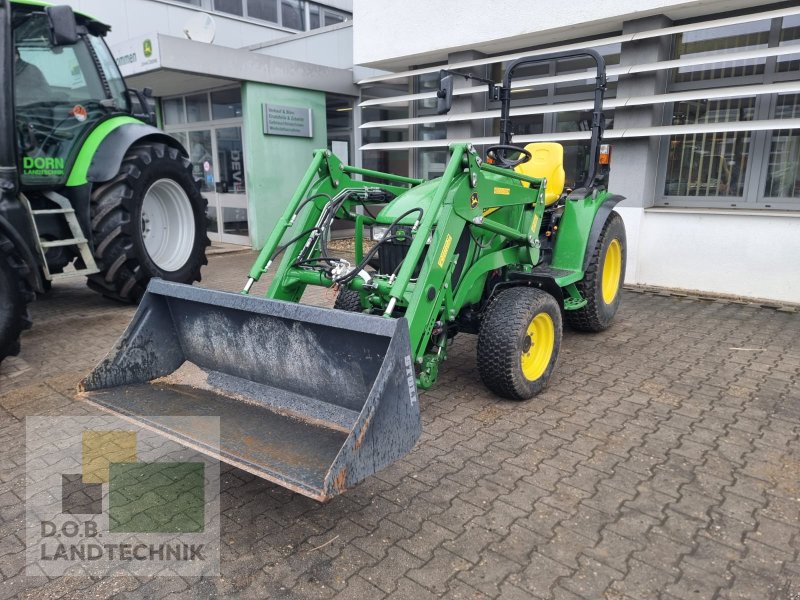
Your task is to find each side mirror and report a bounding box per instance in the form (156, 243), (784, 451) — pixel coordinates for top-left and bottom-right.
(436, 73), (454, 115)
(45, 5), (79, 46)
(128, 89), (156, 126)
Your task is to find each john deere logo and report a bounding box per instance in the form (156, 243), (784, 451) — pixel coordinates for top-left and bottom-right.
(23, 156), (64, 176)
(470, 192), (479, 209)
(143, 39), (153, 58)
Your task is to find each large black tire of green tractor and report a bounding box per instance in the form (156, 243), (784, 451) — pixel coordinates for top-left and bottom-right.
(333, 288), (363, 312)
(477, 287), (563, 400)
(87, 142), (209, 303)
(0, 233), (35, 364)
(566, 211), (626, 333)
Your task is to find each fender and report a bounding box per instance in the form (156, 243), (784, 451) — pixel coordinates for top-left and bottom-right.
(505, 272), (565, 307)
(86, 122), (188, 184)
(582, 194), (624, 271)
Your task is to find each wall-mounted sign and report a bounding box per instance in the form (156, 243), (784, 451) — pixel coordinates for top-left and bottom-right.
(263, 104), (313, 138)
(111, 34), (161, 78)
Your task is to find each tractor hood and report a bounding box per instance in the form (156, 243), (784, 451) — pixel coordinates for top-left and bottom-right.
(375, 178), (454, 226)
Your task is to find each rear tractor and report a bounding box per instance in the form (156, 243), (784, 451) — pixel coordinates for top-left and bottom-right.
(0, 1), (209, 364)
(82, 49), (627, 501)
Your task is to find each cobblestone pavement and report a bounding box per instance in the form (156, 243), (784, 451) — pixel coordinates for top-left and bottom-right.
(1, 250), (799, 599)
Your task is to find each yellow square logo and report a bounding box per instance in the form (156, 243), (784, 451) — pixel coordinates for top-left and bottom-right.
(82, 431), (137, 484)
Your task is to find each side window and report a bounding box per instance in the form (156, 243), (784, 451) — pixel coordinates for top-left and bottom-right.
(19, 46), (87, 91)
(14, 15), (105, 105)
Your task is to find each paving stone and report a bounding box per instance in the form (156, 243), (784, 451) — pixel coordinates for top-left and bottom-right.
(3, 253), (799, 599)
(406, 548), (471, 595)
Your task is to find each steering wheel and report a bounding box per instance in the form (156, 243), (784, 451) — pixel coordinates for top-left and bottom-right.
(486, 144), (531, 168)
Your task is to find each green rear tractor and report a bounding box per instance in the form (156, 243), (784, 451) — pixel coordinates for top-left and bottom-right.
(0, 0), (209, 364)
(82, 49), (626, 501)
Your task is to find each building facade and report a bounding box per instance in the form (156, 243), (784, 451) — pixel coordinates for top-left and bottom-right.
(50, 0), (356, 248)
(353, 1), (800, 303)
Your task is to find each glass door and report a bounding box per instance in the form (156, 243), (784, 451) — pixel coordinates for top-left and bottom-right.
(214, 127), (248, 244)
(161, 87), (249, 245)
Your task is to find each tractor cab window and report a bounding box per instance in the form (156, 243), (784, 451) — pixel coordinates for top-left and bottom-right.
(13, 12), (127, 185)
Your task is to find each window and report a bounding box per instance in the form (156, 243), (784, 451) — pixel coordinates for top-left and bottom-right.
(160, 88), (249, 242)
(280, 0), (305, 30)
(216, 127), (246, 194)
(664, 98), (754, 198)
(777, 15), (800, 73)
(163, 97), (185, 125)
(672, 21), (769, 83)
(308, 3), (349, 30)
(214, 0), (243, 16)
(361, 82), (410, 179)
(764, 94), (800, 199)
(246, 0), (278, 23)
(659, 13), (800, 209)
(186, 93), (210, 122)
(414, 73), (447, 178)
(168, 0), (350, 31)
(211, 88), (242, 119)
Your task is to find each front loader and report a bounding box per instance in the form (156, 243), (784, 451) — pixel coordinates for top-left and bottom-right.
(0, 0), (209, 365)
(82, 49), (627, 501)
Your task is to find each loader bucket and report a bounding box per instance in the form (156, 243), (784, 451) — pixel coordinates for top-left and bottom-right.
(79, 279), (420, 502)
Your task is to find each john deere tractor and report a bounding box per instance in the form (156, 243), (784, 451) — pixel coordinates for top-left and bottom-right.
(82, 48), (626, 501)
(0, 0), (209, 364)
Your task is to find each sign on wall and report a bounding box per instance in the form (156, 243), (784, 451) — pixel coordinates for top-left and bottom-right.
(262, 104), (313, 138)
(111, 34), (161, 78)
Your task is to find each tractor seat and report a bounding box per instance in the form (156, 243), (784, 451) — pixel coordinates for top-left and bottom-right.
(514, 143), (566, 206)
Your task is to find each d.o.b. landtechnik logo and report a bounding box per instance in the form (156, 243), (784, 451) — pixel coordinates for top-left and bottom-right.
(26, 416), (220, 576)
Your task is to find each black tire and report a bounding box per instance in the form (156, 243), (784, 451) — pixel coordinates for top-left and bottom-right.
(87, 142), (209, 303)
(0, 234), (35, 364)
(477, 287), (562, 400)
(333, 288), (363, 312)
(566, 211), (626, 332)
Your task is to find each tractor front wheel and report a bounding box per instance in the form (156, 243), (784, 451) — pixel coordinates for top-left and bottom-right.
(87, 142), (209, 303)
(566, 211), (626, 332)
(0, 234), (34, 365)
(477, 287), (562, 400)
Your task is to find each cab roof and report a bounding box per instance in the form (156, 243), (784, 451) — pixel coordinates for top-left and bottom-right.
(12, 0), (111, 36)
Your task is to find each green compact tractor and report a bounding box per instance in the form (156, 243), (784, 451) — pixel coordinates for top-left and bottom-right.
(82, 49), (626, 501)
(0, 0), (209, 364)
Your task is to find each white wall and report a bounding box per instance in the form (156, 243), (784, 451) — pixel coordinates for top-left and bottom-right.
(616, 207), (800, 304)
(353, 0), (761, 68)
(51, 0), (292, 48)
(250, 23), (353, 70)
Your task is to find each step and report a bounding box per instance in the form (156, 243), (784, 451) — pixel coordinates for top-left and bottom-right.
(40, 238), (88, 248)
(31, 208), (75, 215)
(49, 268), (100, 280)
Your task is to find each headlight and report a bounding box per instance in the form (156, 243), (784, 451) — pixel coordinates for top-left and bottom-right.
(372, 225), (391, 241)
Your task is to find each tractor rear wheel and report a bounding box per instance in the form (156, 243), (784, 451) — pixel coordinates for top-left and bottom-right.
(333, 288), (363, 312)
(566, 211), (626, 332)
(0, 234), (34, 365)
(87, 142), (209, 303)
(477, 287), (562, 400)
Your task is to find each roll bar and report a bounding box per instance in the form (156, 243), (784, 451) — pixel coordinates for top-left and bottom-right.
(438, 48), (608, 188)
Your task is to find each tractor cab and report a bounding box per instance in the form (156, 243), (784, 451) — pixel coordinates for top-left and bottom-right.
(11, 2), (147, 187)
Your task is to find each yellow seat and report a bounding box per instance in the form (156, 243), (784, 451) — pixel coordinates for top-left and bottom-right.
(514, 143), (566, 206)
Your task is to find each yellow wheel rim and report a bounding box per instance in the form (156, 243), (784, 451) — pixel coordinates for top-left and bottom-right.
(601, 239), (622, 304)
(520, 312), (555, 381)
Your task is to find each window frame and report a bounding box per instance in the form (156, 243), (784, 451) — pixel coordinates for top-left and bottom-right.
(162, 0), (350, 32)
(655, 14), (800, 210)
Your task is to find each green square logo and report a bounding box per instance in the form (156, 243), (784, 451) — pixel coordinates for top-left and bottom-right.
(108, 462), (205, 533)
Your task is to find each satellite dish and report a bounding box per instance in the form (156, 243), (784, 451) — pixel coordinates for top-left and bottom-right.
(183, 12), (216, 43)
